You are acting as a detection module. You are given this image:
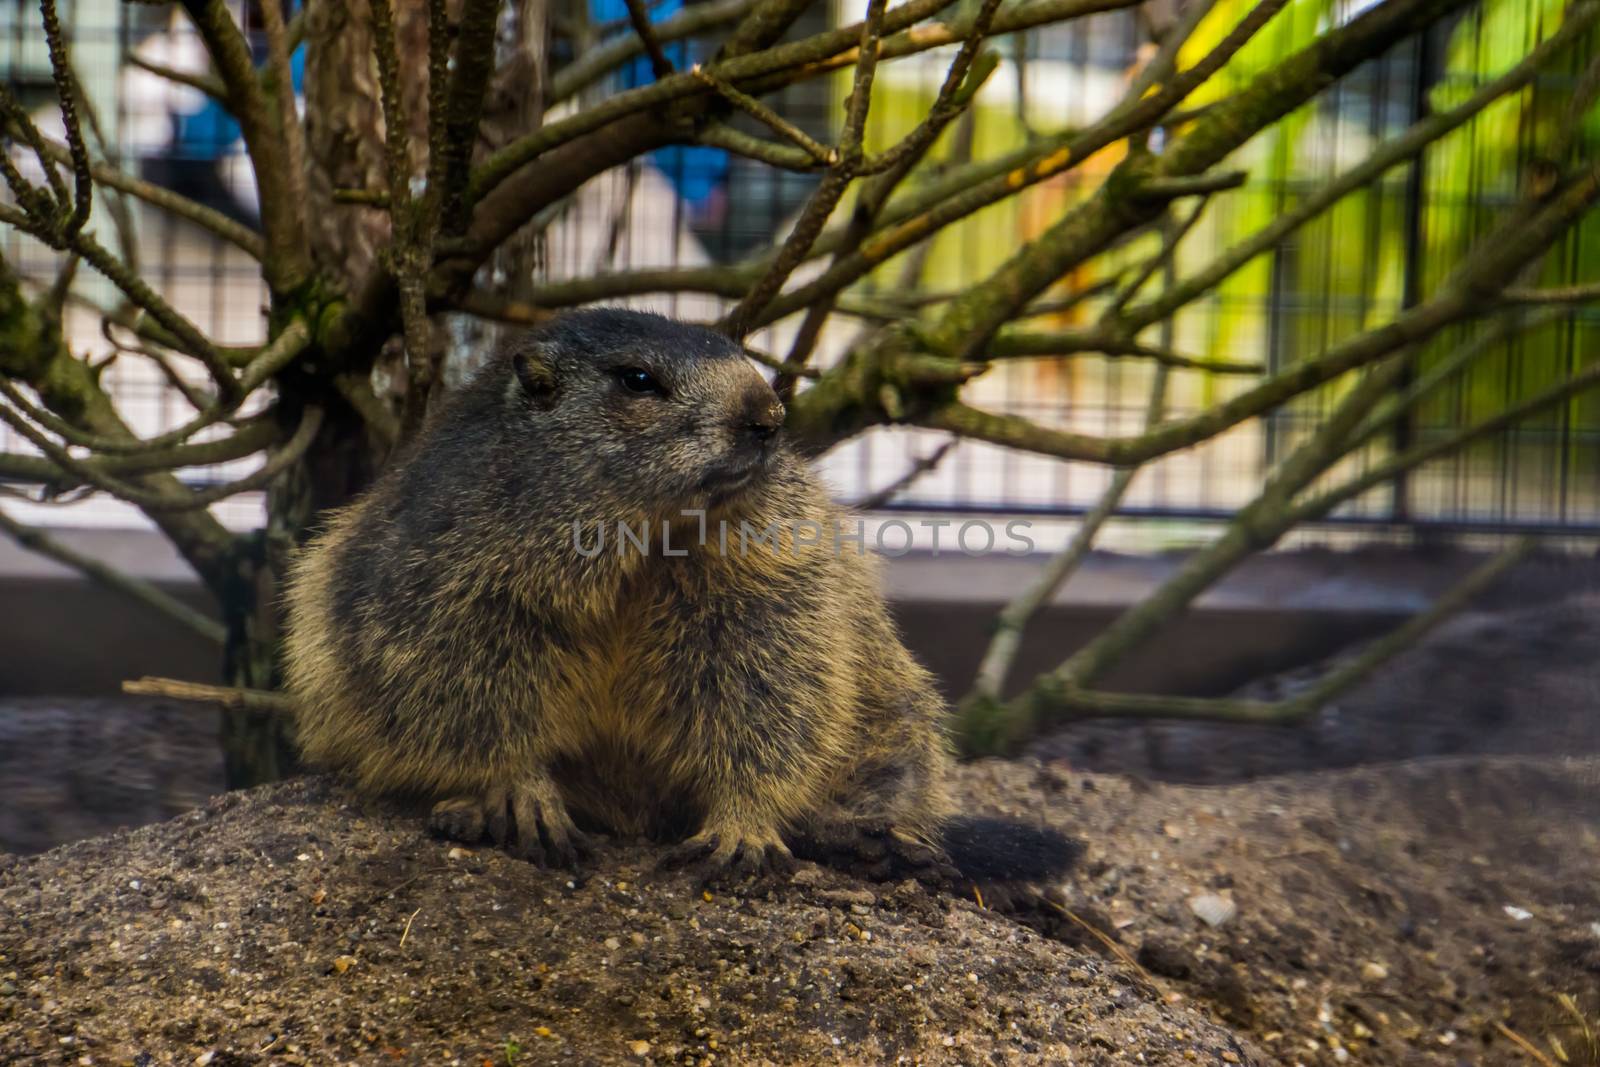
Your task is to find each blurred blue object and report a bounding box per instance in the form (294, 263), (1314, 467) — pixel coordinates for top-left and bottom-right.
(172, 8), (306, 163)
(589, 0), (729, 216)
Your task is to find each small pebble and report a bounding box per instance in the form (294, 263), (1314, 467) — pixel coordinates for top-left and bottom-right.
(629, 1040), (651, 1057)
(1360, 961), (1388, 983)
(1188, 894), (1237, 929)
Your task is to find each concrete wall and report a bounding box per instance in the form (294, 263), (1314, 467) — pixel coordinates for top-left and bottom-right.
(5, 527), (1536, 700)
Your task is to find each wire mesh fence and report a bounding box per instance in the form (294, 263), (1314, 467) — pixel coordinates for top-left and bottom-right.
(2, 0), (1596, 547)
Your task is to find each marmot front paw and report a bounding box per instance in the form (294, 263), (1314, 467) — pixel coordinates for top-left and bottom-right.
(428, 774), (593, 869)
(658, 823), (796, 885)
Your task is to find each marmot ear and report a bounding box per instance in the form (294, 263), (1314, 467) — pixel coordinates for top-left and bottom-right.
(512, 347), (559, 410)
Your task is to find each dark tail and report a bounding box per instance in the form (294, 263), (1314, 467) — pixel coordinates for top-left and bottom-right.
(790, 816), (1081, 890)
(941, 816), (1082, 884)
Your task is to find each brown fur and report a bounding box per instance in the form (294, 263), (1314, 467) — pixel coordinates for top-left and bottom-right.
(284, 309), (952, 875)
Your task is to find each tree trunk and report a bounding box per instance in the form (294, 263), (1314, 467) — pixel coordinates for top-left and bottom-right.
(217, 0), (552, 786)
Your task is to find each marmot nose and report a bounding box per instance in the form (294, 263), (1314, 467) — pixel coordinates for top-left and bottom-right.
(743, 396), (785, 444)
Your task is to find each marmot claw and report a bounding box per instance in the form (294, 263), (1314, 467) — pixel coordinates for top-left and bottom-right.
(658, 828), (796, 886)
(428, 781), (593, 869)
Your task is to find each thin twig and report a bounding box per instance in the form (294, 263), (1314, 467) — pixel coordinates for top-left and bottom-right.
(127, 54), (228, 101)
(859, 0), (1003, 176)
(853, 439), (955, 509)
(1037, 895), (1160, 992)
(122, 676), (294, 715)
(1102, 198), (1210, 321)
(624, 0), (675, 78)
(39, 0), (93, 237)
(182, 0), (311, 293)
(399, 907), (423, 949)
(691, 65), (837, 164)
(696, 123), (829, 170)
(988, 327), (1261, 374)
(719, 0), (890, 338)
(0, 402), (323, 512)
(755, 0), (1294, 335)
(1503, 282), (1600, 304)
(1494, 1022), (1561, 1067)
(965, 363), (1169, 709)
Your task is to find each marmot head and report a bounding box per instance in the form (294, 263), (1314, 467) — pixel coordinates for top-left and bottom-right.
(464, 308), (787, 516)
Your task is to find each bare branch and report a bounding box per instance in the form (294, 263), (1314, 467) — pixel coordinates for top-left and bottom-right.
(1101, 195), (1210, 321)
(987, 327), (1262, 374)
(369, 0), (436, 440)
(179, 0), (311, 293)
(903, 155), (1600, 465)
(0, 83), (69, 216)
(856, 0), (1003, 177)
(470, 0), (960, 204)
(1122, 1), (1600, 330)
(0, 253), (234, 587)
(1292, 350), (1600, 527)
(550, 0), (756, 103)
(0, 399), (323, 513)
(0, 506), (226, 644)
(54, 229), (240, 396)
(0, 320), (306, 457)
(963, 360), (1171, 720)
(127, 54), (227, 101)
(436, 0), (506, 236)
(1123, 0), (1219, 104)
(1014, 539), (1533, 728)
(258, 0), (310, 235)
(696, 122), (830, 170)
(333, 372), (400, 450)
(26, 133), (264, 258)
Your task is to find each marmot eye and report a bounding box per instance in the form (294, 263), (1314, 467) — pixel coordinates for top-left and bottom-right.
(613, 367), (665, 396)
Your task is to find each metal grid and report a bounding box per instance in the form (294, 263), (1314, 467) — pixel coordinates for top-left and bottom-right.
(2, 0), (1597, 547)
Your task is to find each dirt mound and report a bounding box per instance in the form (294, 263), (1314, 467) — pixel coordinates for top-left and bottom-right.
(4, 758), (1598, 1065)
(999, 755), (1600, 1065)
(0, 776), (1248, 1066)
